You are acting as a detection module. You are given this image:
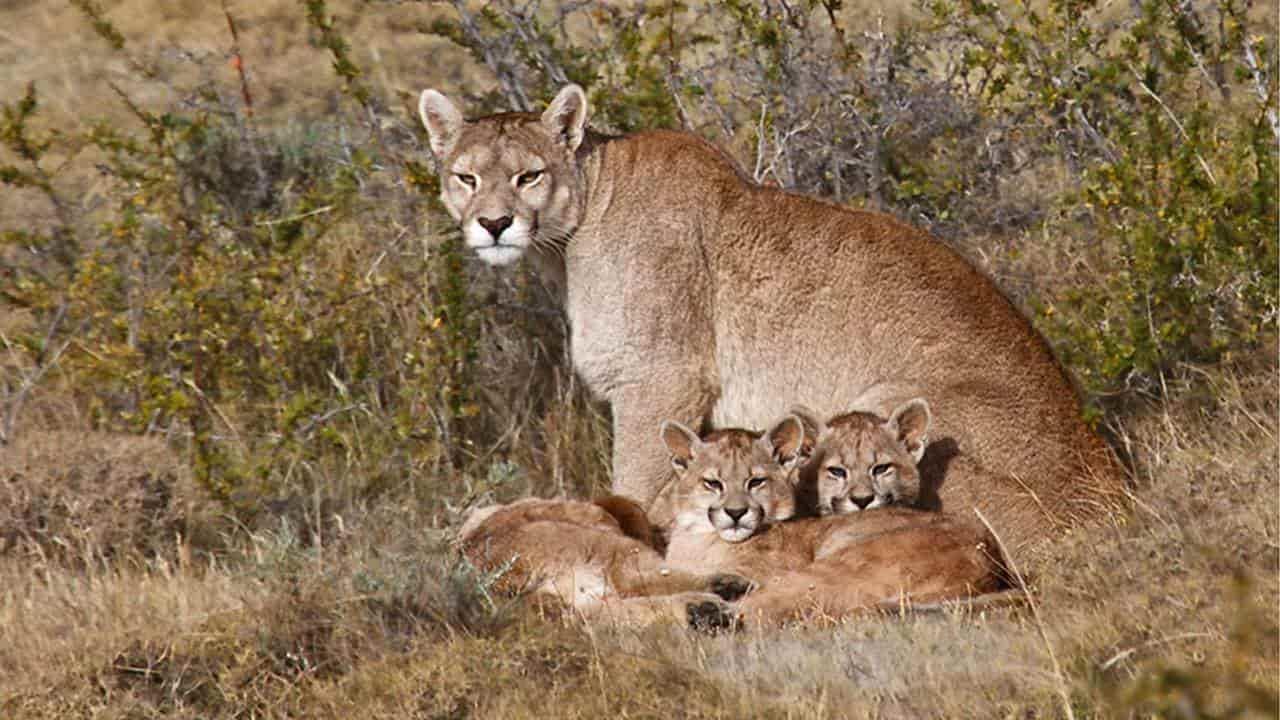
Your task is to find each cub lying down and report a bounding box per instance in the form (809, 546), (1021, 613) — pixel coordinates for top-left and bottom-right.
(459, 412), (1010, 627)
(659, 414), (1012, 624)
(457, 494), (739, 628)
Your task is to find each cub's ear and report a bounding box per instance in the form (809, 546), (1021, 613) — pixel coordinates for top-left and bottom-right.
(787, 404), (825, 458)
(419, 89), (464, 159)
(762, 414), (806, 469)
(888, 398), (931, 462)
(660, 420), (702, 471)
(541, 84), (589, 152)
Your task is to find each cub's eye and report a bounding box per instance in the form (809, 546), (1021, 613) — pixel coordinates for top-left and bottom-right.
(747, 476), (768, 490)
(702, 478), (723, 493)
(454, 173), (477, 189)
(515, 169), (544, 187)
(870, 463), (892, 477)
(826, 466), (847, 480)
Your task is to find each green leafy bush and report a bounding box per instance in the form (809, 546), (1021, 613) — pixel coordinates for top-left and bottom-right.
(932, 0), (1278, 397)
(0, 2), (609, 525)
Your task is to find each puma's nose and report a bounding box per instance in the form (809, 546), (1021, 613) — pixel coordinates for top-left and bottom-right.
(724, 506), (748, 523)
(850, 493), (876, 509)
(478, 215), (513, 239)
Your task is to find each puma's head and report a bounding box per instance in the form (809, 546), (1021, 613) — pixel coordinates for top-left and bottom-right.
(794, 399), (931, 516)
(659, 416), (805, 543)
(417, 84), (589, 266)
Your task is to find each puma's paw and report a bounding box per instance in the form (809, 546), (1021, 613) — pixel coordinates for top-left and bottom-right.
(687, 599), (743, 634)
(707, 573), (756, 602)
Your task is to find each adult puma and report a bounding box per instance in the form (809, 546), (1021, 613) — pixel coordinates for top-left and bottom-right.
(418, 83), (1125, 552)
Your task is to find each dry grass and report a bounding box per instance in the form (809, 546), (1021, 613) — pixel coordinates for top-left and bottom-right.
(0, 0), (460, 124)
(0, 360), (1273, 718)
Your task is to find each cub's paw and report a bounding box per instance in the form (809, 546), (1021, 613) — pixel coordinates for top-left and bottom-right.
(707, 573), (756, 602)
(687, 599), (742, 634)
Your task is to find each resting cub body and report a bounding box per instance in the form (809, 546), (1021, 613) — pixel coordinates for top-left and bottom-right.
(461, 411), (1009, 628)
(457, 495), (737, 628)
(455, 419), (809, 627)
(660, 417), (1010, 624)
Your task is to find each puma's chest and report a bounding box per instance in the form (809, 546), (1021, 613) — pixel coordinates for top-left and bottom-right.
(562, 249), (626, 390)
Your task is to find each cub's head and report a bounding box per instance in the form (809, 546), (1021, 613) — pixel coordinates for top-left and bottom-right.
(659, 417), (806, 543)
(796, 399), (931, 516)
(417, 85), (589, 266)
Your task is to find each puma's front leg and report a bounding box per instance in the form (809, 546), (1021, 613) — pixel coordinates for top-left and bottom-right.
(587, 592), (740, 631)
(607, 378), (716, 523)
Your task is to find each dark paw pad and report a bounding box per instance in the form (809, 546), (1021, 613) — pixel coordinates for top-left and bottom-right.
(687, 600), (742, 633)
(708, 573), (756, 601)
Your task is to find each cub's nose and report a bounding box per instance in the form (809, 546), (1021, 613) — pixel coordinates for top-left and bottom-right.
(723, 506), (748, 523)
(478, 215), (513, 240)
(850, 493), (876, 509)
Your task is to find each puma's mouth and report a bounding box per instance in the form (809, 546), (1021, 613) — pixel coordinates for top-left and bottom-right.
(710, 508), (760, 543)
(465, 217), (531, 266)
(474, 244), (525, 266)
(717, 525), (755, 543)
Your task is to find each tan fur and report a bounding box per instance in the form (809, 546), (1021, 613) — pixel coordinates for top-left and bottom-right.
(456, 495), (732, 627)
(419, 85), (1126, 553)
(793, 399), (931, 516)
(660, 428), (1012, 626)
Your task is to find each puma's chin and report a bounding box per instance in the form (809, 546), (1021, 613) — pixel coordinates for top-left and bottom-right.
(717, 525), (756, 543)
(475, 245), (526, 266)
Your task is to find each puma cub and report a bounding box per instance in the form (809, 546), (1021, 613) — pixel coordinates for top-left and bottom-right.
(792, 399), (931, 516)
(455, 419), (809, 628)
(457, 495), (738, 629)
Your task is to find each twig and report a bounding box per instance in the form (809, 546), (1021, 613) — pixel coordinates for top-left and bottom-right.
(1099, 632), (1217, 671)
(181, 377), (245, 450)
(875, 588), (1028, 615)
(294, 403), (365, 438)
(1128, 64), (1217, 185)
(223, 2), (255, 119)
(1241, 38), (1280, 143)
(974, 508), (1076, 720)
(254, 206), (334, 226)
(447, 0), (531, 111)
(0, 304), (74, 445)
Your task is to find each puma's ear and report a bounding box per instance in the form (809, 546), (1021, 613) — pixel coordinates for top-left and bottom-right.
(763, 414), (806, 469)
(418, 89), (464, 159)
(541, 84), (589, 152)
(787, 404), (826, 458)
(888, 398), (931, 462)
(660, 420), (702, 471)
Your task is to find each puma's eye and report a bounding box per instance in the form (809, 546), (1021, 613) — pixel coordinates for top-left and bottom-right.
(871, 463), (892, 477)
(747, 476), (768, 490)
(827, 466), (847, 480)
(702, 478), (723, 493)
(455, 173), (477, 189)
(515, 169), (544, 187)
